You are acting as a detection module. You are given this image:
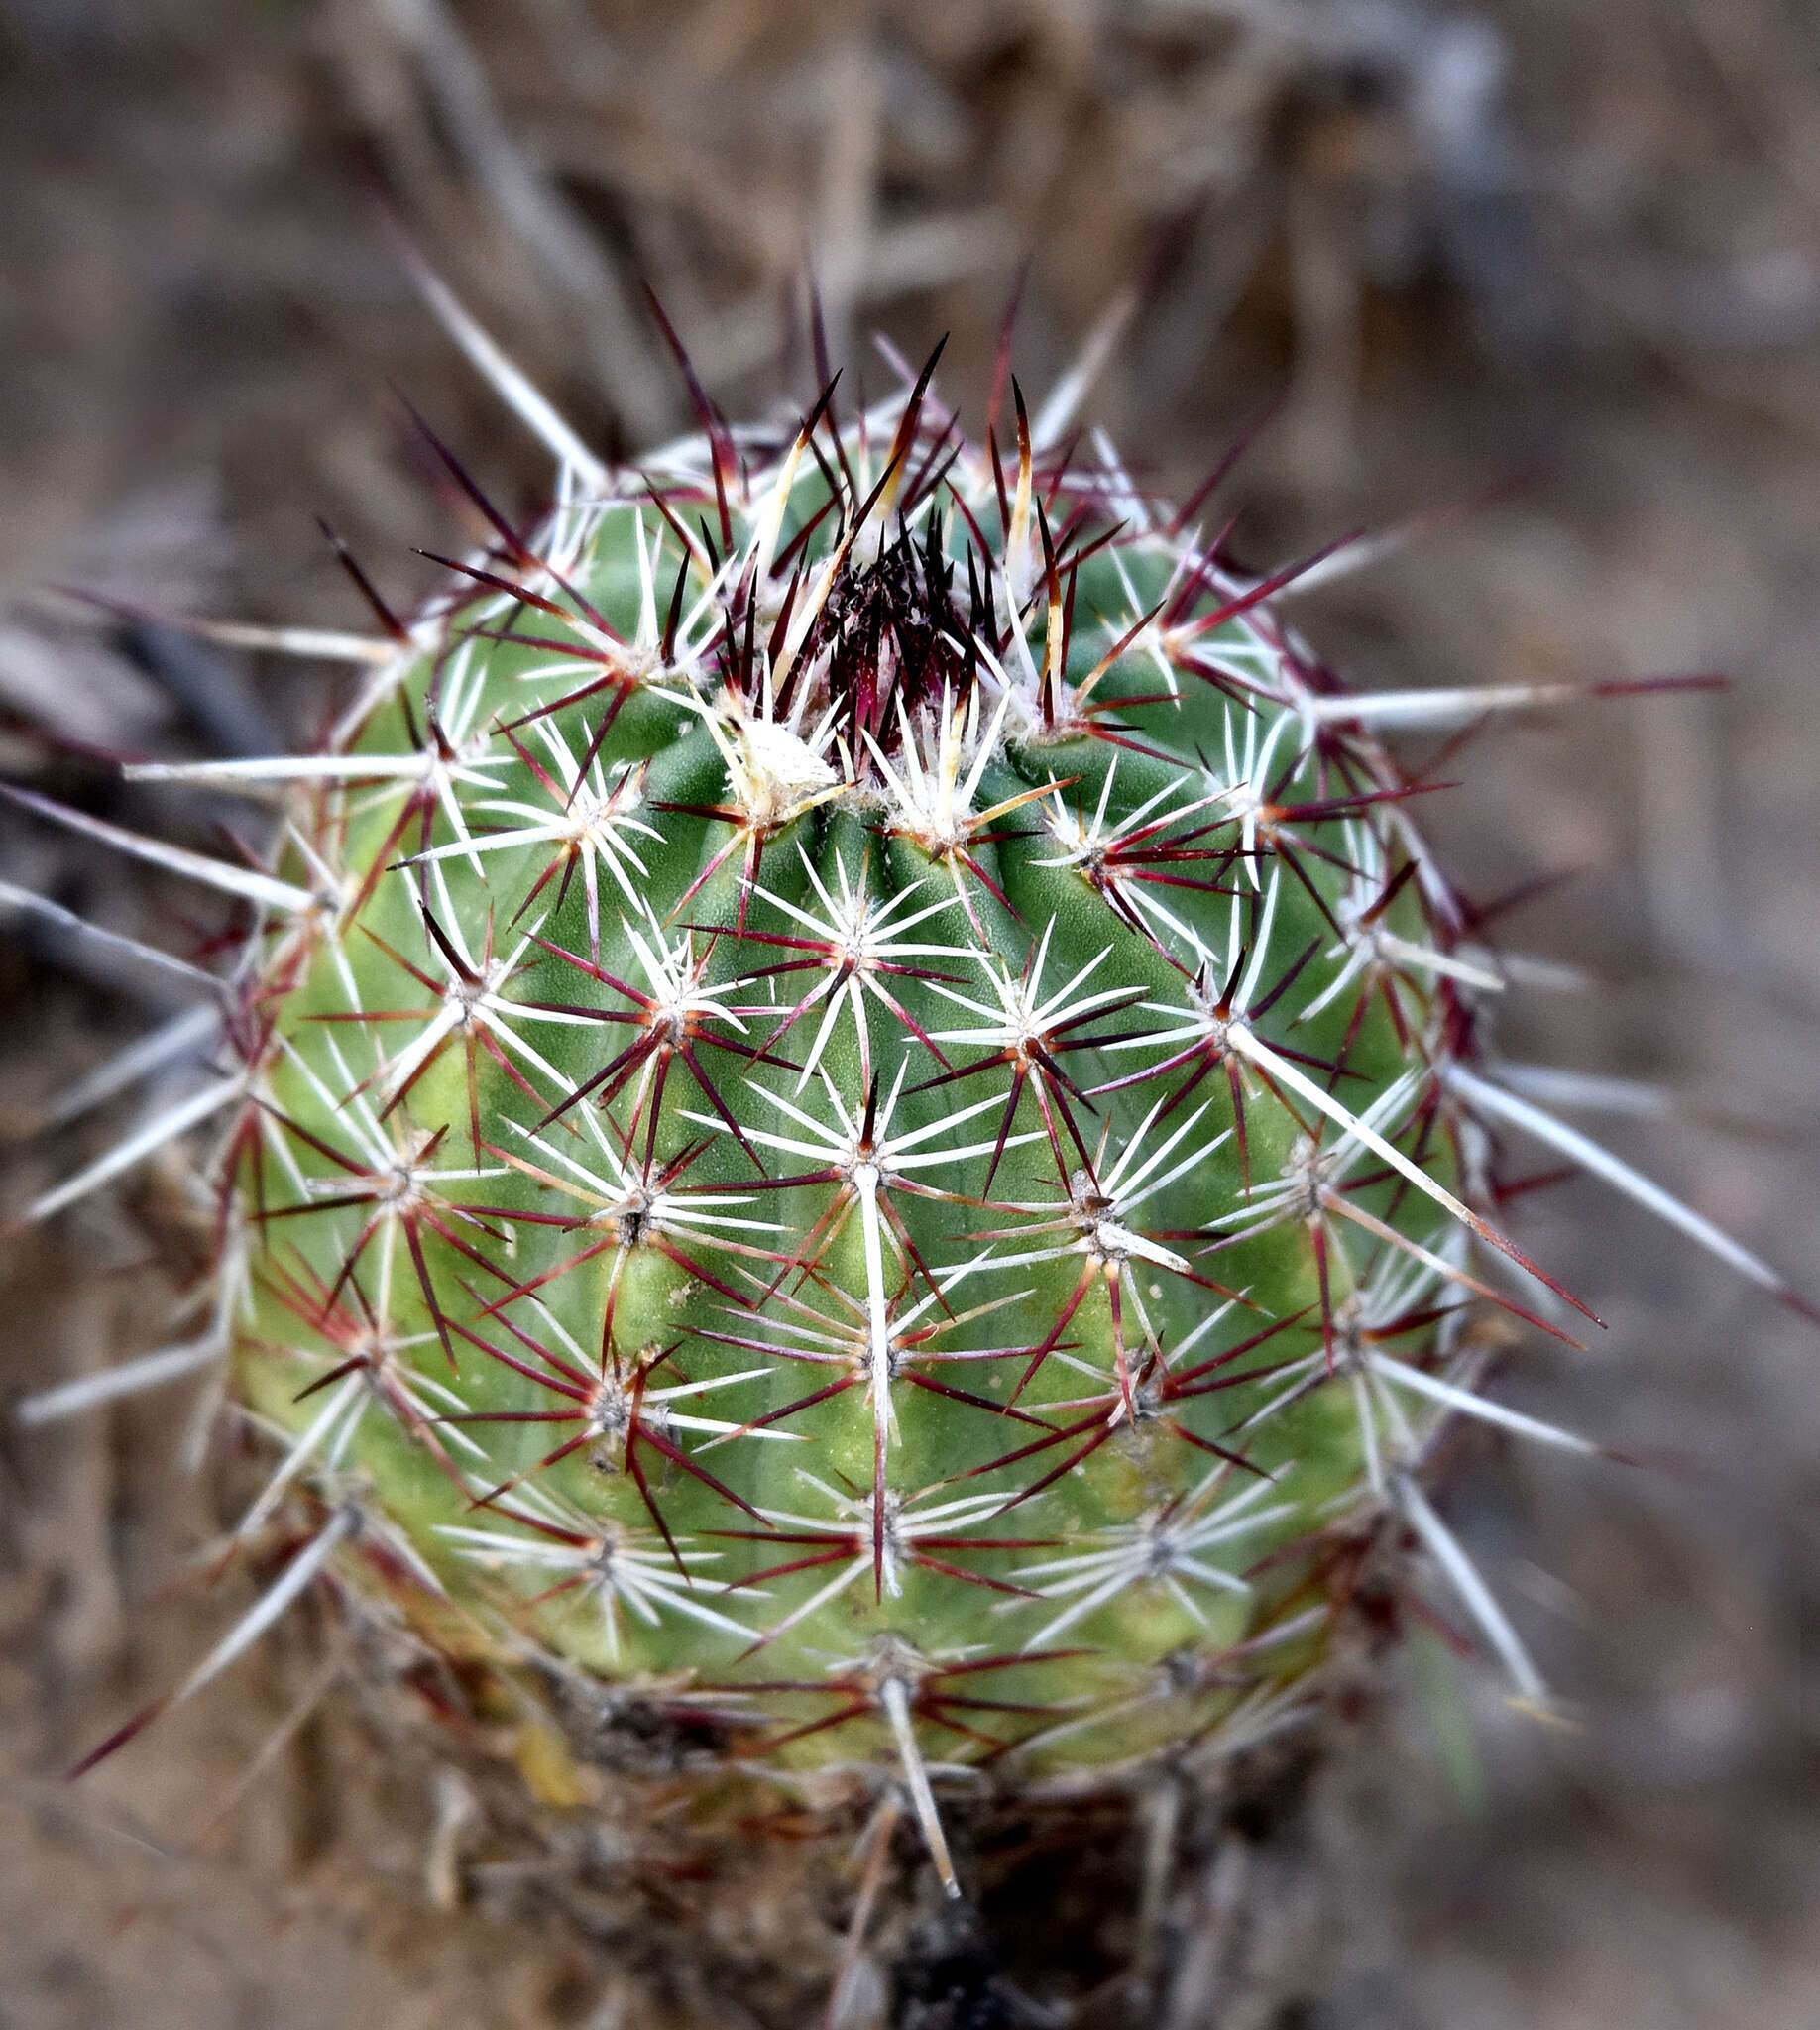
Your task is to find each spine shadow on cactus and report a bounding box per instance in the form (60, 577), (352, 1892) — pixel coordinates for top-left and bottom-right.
(7, 287), (1804, 1947)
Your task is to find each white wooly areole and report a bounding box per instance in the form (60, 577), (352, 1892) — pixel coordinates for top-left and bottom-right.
(5, 265), (1804, 1939)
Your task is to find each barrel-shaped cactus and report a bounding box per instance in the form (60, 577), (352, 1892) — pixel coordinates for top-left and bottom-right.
(15, 326), (1798, 1941)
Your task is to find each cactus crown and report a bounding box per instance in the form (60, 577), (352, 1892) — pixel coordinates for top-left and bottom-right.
(16, 324), (1796, 1901)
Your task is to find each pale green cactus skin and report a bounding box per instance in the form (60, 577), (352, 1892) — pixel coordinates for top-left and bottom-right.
(220, 379), (1536, 1818)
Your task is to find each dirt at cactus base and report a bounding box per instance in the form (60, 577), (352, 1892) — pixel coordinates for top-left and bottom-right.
(5, 3), (1820, 2026)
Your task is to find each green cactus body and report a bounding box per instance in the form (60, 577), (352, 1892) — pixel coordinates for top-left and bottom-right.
(214, 375), (1539, 1852)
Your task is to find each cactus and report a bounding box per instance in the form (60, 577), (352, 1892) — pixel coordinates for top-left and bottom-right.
(10, 301), (1805, 1999)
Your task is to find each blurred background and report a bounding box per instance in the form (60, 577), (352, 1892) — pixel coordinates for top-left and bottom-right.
(1, 2), (1817, 2024)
